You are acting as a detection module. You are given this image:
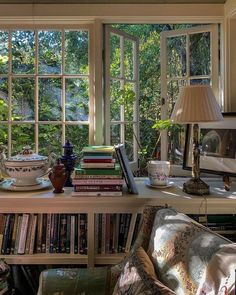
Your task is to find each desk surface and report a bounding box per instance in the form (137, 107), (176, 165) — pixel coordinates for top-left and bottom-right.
(0, 177), (235, 214)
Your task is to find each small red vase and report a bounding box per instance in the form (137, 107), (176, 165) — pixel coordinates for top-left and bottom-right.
(49, 159), (68, 193)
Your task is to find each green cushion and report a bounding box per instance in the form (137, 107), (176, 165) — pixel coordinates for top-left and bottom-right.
(38, 267), (110, 295)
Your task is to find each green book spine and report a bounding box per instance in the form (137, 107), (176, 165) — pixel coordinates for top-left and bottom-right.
(74, 165), (122, 176)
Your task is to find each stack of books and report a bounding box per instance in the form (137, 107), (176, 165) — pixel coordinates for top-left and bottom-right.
(72, 146), (124, 197)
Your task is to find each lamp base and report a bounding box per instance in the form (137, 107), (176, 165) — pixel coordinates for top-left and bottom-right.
(183, 178), (210, 195)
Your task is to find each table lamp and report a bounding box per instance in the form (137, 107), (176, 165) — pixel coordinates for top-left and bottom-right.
(170, 85), (223, 195)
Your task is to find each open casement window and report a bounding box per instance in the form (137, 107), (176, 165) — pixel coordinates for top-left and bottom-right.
(105, 26), (139, 171)
(160, 24), (219, 162)
(0, 25), (94, 157)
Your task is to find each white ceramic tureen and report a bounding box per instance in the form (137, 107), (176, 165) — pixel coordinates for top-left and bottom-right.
(0, 146), (53, 187)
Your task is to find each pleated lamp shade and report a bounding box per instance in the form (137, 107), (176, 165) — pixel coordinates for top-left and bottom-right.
(170, 85), (223, 123)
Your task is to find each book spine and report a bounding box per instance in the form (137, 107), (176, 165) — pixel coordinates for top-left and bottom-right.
(36, 214), (43, 253)
(41, 214), (47, 253)
(114, 144), (138, 194)
(59, 214), (67, 253)
(118, 214), (126, 253)
(24, 214), (33, 254)
(105, 214), (111, 253)
(74, 185), (122, 192)
(79, 214), (87, 254)
(94, 214), (99, 254)
(10, 214), (18, 254)
(74, 165), (121, 176)
(56, 214), (60, 253)
(18, 213), (29, 254)
(49, 214), (55, 253)
(83, 155), (113, 160)
(80, 162), (115, 169)
(97, 214), (102, 254)
(123, 213), (132, 252)
(29, 215), (37, 255)
(0, 214), (6, 254)
(45, 214), (52, 254)
(72, 179), (124, 185)
(66, 214), (71, 254)
(131, 213), (142, 246)
(51, 214), (59, 253)
(83, 158), (114, 163)
(101, 214), (106, 254)
(2, 214), (15, 255)
(114, 214), (120, 253)
(14, 215), (22, 254)
(74, 214), (78, 254)
(71, 191), (123, 197)
(70, 215), (75, 254)
(73, 174), (122, 179)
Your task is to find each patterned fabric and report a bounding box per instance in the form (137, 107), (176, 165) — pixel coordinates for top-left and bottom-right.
(197, 243), (236, 295)
(147, 208), (231, 295)
(0, 259), (10, 294)
(37, 206), (167, 295)
(109, 205), (167, 294)
(37, 267), (110, 295)
(112, 247), (176, 295)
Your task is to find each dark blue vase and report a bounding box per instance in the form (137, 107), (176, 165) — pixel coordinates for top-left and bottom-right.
(60, 140), (77, 187)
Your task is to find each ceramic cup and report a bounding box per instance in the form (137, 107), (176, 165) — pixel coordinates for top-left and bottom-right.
(147, 160), (170, 186)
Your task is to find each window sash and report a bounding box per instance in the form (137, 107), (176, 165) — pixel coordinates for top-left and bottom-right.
(0, 25), (95, 156)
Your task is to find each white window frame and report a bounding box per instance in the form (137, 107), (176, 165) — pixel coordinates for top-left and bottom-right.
(0, 24), (95, 156)
(104, 26), (139, 170)
(160, 24), (219, 161)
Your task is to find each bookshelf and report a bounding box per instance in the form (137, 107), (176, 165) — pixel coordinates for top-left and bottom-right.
(0, 177), (236, 267)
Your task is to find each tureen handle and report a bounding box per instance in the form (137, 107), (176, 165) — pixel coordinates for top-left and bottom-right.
(44, 152), (57, 173)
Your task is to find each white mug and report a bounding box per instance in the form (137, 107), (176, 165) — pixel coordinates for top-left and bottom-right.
(147, 160), (170, 186)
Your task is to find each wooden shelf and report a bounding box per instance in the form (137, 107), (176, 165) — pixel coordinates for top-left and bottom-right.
(0, 177), (236, 266)
(0, 254), (88, 265)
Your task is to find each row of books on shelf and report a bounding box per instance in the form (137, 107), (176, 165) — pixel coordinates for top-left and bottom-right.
(0, 213), (87, 255)
(71, 144), (138, 197)
(94, 213), (142, 254)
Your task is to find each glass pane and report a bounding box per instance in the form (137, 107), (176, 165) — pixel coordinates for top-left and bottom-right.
(167, 35), (186, 78)
(38, 30), (61, 74)
(0, 31), (8, 74)
(65, 125), (89, 160)
(110, 124), (120, 146)
(38, 124), (62, 156)
(110, 79), (121, 121)
(65, 30), (89, 75)
(0, 125), (7, 146)
(0, 78), (8, 121)
(124, 83), (134, 121)
(39, 78), (62, 121)
(190, 32), (210, 76)
(190, 78), (210, 85)
(125, 124), (134, 161)
(12, 30), (35, 74)
(110, 34), (121, 77)
(124, 39), (134, 80)
(65, 78), (89, 121)
(167, 80), (183, 117)
(167, 124), (185, 165)
(11, 124), (35, 155)
(12, 78), (35, 121)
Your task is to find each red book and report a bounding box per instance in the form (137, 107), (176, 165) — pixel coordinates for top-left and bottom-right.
(72, 179), (124, 185)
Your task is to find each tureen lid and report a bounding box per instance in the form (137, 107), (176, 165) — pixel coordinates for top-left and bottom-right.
(7, 145), (48, 162)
